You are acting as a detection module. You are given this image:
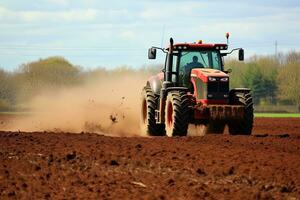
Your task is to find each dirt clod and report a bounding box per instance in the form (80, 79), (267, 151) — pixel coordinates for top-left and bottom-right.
(278, 134), (290, 138)
(66, 152), (76, 161)
(110, 160), (119, 166)
(196, 168), (206, 176)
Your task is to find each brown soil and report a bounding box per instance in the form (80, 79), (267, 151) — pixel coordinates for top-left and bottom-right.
(0, 117), (299, 199)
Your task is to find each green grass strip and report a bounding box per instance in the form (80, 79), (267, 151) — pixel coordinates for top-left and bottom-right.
(255, 113), (300, 118)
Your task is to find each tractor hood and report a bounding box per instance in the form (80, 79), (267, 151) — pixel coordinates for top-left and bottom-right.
(191, 68), (228, 83)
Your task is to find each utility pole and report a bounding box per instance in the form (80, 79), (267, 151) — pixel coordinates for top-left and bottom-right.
(160, 25), (166, 48)
(275, 40), (278, 58)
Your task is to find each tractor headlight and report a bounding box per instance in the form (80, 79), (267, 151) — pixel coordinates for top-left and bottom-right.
(208, 77), (217, 82)
(220, 77), (229, 82)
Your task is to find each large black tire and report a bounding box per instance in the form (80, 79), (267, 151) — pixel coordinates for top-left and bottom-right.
(208, 120), (226, 134)
(228, 91), (253, 135)
(165, 91), (190, 137)
(140, 87), (165, 136)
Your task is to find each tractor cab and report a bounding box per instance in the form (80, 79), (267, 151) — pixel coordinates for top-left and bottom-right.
(166, 41), (228, 90)
(148, 39), (243, 90)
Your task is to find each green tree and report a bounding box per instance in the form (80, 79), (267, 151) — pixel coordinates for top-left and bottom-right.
(224, 59), (246, 88)
(16, 56), (81, 101)
(242, 63), (266, 104)
(0, 69), (16, 110)
(226, 56), (279, 105)
(277, 63), (300, 111)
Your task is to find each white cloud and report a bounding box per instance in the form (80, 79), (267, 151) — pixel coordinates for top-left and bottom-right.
(0, 6), (128, 23)
(45, 0), (70, 6)
(119, 30), (136, 39)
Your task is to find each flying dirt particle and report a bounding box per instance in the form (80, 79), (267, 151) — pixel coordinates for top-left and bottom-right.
(1, 121), (3, 124)
(66, 152), (76, 161)
(122, 96), (125, 99)
(110, 160), (119, 166)
(110, 115), (118, 123)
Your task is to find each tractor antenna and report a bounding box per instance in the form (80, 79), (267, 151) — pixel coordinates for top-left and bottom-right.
(160, 25), (166, 48)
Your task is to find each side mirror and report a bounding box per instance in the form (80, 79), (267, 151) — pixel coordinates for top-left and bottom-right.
(148, 48), (157, 59)
(238, 48), (244, 61)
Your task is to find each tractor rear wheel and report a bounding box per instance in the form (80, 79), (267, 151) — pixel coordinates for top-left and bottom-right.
(228, 91), (253, 135)
(165, 91), (190, 137)
(140, 87), (165, 136)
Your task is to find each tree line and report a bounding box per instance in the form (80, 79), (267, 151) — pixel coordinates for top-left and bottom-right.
(225, 51), (300, 111)
(0, 52), (299, 112)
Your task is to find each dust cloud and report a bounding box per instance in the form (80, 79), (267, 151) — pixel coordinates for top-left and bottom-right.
(9, 72), (150, 136)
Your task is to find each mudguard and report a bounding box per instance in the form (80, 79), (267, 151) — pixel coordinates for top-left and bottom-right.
(147, 73), (163, 95)
(229, 88), (251, 95)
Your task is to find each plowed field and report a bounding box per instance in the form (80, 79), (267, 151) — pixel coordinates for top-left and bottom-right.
(0, 117), (299, 199)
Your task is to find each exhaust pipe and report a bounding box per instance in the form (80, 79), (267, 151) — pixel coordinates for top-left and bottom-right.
(165, 38), (174, 83)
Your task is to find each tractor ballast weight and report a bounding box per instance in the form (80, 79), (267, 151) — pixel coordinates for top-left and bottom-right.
(141, 36), (253, 136)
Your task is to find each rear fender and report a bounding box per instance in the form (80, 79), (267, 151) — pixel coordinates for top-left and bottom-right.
(166, 87), (189, 93)
(148, 74), (163, 95)
(229, 88), (251, 95)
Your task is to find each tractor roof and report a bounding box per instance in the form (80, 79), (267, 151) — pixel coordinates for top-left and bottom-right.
(168, 42), (228, 51)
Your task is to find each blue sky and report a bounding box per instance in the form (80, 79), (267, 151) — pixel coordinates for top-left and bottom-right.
(0, 0), (300, 70)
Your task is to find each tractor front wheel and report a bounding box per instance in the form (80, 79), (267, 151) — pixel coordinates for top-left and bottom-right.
(140, 87), (165, 136)
(165, 91), (190, 137)
(228, 91), (253, 135)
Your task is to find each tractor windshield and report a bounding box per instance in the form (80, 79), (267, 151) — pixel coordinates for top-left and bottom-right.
(179, 50), (222, 74)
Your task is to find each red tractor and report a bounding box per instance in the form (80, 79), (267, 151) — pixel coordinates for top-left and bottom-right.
(140, 36), (253, 136)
